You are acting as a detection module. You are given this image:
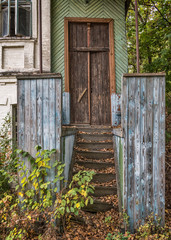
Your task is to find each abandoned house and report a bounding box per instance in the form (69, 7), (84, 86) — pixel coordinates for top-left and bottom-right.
(0, 0), (165, 232)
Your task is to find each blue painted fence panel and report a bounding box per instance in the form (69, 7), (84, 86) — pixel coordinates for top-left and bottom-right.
(111, 93), (121, 126)
(17, 74), (62, 190)
(62, 92), (70, 125)
(122, 73), (165, 232)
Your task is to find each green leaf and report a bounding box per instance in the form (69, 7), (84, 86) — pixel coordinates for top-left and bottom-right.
(15, 149), (23, 154)
(44, 165), (51, 169)
(21, 177), (26, 184)
(52, 162), (58, 167)
(66, 206), (70, 213)
(15, 185), (20, 190)
(35, 145), (42, 151)
(71, 207), (74, 213)
(85, 198), (89, 206)
(35, 157), (41, 163)
(90, 198), (94, 205)
(36, 151), (40, 157)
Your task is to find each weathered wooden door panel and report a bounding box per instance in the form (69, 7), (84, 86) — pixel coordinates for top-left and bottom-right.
(69, 22), (87, 49)
(70, 52), (89, 123)
(90, 52), (110, 125)
(69, 21), (111, 125)
(69, 22), (89, 124)
(90, 23), (110, 125)
(90, 23), (109, 47)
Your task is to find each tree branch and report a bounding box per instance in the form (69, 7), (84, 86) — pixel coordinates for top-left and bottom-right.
(151, 0), (171, 25)
(131, 2), (145, 25)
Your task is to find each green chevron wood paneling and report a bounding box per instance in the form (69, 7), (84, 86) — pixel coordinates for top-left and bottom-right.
(51, 0), (128, 92)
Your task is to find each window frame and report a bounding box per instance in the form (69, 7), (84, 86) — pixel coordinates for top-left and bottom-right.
(1, 0), (32, 37)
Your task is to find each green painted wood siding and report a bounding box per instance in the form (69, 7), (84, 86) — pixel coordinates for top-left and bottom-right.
(51, 0), (128, 92)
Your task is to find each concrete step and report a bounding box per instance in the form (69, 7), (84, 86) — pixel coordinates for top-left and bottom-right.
(77, 133), (113, 142)
(75, 160), (114, 170)
(92, 186), (117, 197)
(77, 141), (113, 150)
(76, 150), (114, 160)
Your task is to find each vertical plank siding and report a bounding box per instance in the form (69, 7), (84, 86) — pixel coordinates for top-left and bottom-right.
(111, 93), (121, 126)
(122, 74), (165, 232)
(17, 74), (62, 190)
(113, 131), (124, 211)
(62, 92), (70, 125)
(61, 134), (75, 186)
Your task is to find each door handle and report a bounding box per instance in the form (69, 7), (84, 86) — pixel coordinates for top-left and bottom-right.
(78, 88), (87, 103)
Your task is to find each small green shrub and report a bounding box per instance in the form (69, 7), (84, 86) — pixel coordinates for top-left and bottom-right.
(15, 145), (65, 211)
(105, 212), (170, 240)
(54, 170), (95, 229)
(135, 214), (170, 239)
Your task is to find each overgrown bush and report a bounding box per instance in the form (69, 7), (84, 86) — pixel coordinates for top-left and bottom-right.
(0, 145), (95, 239)
(0, 113), (17, 198)
(135, 214), (170, 239)
(105, 213), (170, 240)
(54, 170), (95, 230)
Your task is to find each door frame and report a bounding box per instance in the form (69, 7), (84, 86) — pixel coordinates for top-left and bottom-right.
(64, 17), (116, 124)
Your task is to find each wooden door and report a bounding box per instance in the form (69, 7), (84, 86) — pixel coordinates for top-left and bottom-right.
(69, 21), (111, 125)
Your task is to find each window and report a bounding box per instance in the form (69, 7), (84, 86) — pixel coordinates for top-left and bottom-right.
(1, 0), (32, 37)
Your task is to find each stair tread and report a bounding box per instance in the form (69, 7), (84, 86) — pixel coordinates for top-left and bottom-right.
(73, 172), (115, 176)
(77, 141), (113, 144)
(69, 126), (118, 212)
(77, 133), (113, 136)
(92, 186), (117, 197)
(94, 185), (116, 189)
(75, 160), (114, 165)
(76, 149), (113, 154)
(82, 200), (115, 213)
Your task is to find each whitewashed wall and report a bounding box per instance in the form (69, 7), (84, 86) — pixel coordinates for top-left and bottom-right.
(0, 0), (51, 127)
(0, 77), (17, 128)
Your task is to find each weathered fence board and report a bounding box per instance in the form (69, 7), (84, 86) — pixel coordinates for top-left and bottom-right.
(61, 131), (75, 186)
(122, 73), (165, 232)
(17, 74), (62, 190)
(111, 93), (121, 126)
(62, 92), (70, 125)
(113, 130), (124, 212)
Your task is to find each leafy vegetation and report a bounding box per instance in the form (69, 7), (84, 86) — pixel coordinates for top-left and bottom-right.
(105, 213), (170, 240)
(127, 0), (171, 141)
(0, 119), (95, 239)
(0, 1), (171, 239)
(0, 113), (17, 198)
(54, 170), (95, 230)
(127, 0), (171, 76)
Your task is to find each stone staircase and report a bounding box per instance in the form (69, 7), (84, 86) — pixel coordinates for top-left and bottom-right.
(71, 126), (117, 213)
